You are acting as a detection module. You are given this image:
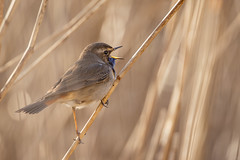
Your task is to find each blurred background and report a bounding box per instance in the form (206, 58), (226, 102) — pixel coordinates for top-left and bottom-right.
(0, 0), (240, 159)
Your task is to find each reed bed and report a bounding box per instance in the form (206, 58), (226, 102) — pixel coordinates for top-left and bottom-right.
(0, 0), (239, 160)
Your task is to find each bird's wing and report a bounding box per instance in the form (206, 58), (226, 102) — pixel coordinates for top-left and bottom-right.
(48, 61), (112, 96)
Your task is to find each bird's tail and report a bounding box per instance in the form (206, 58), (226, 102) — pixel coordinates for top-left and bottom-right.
(16, 98), (55, 114)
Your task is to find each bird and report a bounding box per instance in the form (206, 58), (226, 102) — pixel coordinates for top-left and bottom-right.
(16, 42), (123, 138)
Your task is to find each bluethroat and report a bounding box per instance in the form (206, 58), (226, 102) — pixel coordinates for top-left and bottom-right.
(16, 42), (123, 138)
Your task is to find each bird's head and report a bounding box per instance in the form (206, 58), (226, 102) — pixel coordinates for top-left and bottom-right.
(83, 42), (123, 67)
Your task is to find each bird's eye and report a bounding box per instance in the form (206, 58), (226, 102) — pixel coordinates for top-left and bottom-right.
(104, 50), (109, 55)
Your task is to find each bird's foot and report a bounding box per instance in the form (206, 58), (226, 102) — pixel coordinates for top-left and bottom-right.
(73, 137), (83, 144)
(101, 100), (109, 108)
(73, 131), (82, 144)
(73, 132), (83, 144)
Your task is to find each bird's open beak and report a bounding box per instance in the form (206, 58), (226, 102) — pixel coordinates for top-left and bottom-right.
(111, 56), (124, 60)
(113, 46), (123, 50)
(111, 46), (124, 60)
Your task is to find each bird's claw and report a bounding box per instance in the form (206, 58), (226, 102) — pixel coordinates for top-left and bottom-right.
(101, 100), (109, 108)
(73, 130), (82, 144)
(73, 136), (83, 144)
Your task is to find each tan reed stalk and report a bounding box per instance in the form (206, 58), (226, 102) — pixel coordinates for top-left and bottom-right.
(0, 0), (48, 102)
(179, 1), (222, 160)
(0, 0), (19, 36)
(0, 0), (3, 56)
(157, 36), (186, 160)
(0, 54), (21, 73)
(145, 109), (167, 160)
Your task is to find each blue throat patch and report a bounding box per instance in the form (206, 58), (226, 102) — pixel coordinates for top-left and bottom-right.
(108, 57), (116, 68)
(108, 57), (116, 75)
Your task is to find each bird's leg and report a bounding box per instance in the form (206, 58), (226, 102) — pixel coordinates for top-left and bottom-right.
(72, 107), (80, 141)
(101, 100), (109, 108)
